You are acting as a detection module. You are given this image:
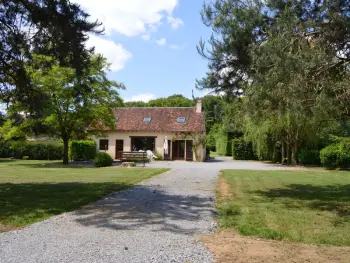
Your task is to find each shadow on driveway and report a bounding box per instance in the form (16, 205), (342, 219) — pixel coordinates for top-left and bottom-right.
(74, 185), (214, 235)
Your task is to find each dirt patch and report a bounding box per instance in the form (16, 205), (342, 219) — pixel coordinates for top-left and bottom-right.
(218, 176), (232, 199)
(0, 223), (23, 232)
(202, 230), (350, 263)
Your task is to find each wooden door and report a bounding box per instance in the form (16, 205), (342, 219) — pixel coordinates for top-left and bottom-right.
(185, 140), (193, 161)
(115, 140), (124, 159)
(172, 140), (185, 160)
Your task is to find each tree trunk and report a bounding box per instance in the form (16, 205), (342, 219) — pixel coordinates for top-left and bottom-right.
(62, 135), (69, 165)
(281, 141), (285, 164)
(286, 144), (291, 165)
(291, 144), (298, 166)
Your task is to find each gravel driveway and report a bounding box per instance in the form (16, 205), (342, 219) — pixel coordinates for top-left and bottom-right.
(0, 158), (295, 263)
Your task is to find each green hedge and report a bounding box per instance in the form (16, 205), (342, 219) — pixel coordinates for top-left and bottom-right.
(297, 149), (320, 165)
(70, 140), (96, 161)
(320, 142), (350, 169)
(94, 152), (113, 167)
(231, 138), (257, 160)
(0, 141), (63, 160)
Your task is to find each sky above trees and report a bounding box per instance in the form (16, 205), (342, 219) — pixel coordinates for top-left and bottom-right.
(71, 0), (212, 102)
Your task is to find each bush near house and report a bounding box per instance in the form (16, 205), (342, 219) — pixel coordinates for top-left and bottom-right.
(297, 149), (320, 165)
(94, 152), (113, 167)
(231, 137), (257, 160)
(70, 140), (96, 161)
(0, 141), (63, 160)
(320, 142), (350, 169)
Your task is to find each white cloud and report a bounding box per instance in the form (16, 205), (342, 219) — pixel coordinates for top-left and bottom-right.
(125, 93), (157, 102)
(167, 16), (184, 29)
(72, 0), (182, 37)
(156, 38), (167, 46)
(87, 34), (132, 71)
(142, 34), (151, 41)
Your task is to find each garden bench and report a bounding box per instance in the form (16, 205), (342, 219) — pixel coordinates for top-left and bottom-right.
(120, 151), (147, 167)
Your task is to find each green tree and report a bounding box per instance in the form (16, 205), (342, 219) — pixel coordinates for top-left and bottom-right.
(148, 94), (195, 107)
(202, 96), (224, 133)
(198, 0), (350, 165)
(0, 0), (102, 112)
(23, 54), (123, 164)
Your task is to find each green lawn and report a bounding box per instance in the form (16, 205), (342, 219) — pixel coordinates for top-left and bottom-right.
(0, 159), (169, 231)
(218, 170), (350, 246)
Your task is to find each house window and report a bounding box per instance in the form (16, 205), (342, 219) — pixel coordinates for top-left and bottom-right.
(99, 139), (109, 150)
(177, 117), (186, 123)
(143, 117), (152, 123)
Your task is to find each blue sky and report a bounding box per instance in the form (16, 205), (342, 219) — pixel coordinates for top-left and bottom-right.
(73, 0), (212, 102)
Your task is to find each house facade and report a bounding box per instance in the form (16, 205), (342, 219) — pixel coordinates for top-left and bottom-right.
(91, 100), (206, 161)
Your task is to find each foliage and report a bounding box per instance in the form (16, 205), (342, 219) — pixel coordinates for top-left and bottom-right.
(0, 0), (102, 111)
(20, 54), (123, 164)
(320, 142), (350, 170)
(94, 152), (113, 168)
(0, 141), (10, 158)
(123, 94), (195, 108)
(0, 141), (63, 160)
(202, 96), (224, 132)
(124, 101), (148, 107)
(198, 0), (350, 166)
(0, 159), (169, 231)
(297, 149), (320, 166)
(153, 151), (163, 161)
(215, 124), (242, 156)
(22, 156), (29, 160)
(70, 140), (96, 161)
(231, 138), (257, 160)
(218, 170), (350, 245)
(206, 123), (221, 151)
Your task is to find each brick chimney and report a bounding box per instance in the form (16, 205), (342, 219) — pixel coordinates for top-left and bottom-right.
(196, 99), (202, 113)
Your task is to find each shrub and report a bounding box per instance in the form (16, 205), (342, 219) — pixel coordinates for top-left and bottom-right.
(297, 149), (320, 165)
(22, 156), (29, 160)
(7, 141), (63, 160)
(337, 142), (350, 169)
(94, 152), (113, 167)
(231, 138), (257, 160)
(70, 140), (96, 161)
(320, 142), (350, 170)
(153, 151), (163, 161)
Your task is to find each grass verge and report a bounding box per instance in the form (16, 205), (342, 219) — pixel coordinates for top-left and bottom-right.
(217, 170), (350, 245)
(0, 159), (169, 231)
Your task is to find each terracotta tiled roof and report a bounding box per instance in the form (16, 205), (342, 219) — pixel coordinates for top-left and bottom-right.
(94, 107), (205, 132)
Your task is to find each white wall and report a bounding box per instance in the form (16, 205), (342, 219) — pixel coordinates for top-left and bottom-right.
(93, 131), (206, 161)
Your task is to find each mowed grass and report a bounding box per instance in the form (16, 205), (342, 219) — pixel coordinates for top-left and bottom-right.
(218, 170), (350, 246)
(0, 159), (169, 231)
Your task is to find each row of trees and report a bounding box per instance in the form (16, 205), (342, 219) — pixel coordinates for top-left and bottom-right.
(198, 0), (350, 165)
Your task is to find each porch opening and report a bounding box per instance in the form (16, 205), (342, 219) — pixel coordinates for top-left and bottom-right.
(131, 137), (156, 152)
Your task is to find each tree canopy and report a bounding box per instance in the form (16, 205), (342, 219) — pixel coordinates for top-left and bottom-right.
(0, 0), (102, 112)
(198, 0), (350, 164)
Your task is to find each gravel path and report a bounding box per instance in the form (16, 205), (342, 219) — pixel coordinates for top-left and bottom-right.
(0, 158), (298, 263)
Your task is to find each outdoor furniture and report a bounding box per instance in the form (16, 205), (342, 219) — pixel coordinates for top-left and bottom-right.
(120, 151), (147, 167)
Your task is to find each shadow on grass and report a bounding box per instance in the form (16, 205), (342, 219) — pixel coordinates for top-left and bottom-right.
(7, 162), (92, 169)
(0, 159), (16, 163)
(74, 186), (214, 234)
(0, 182), (130, 230)
(254, 184), (350, 217)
